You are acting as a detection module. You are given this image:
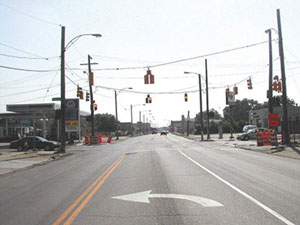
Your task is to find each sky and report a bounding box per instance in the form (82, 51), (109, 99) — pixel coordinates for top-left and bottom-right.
(1, 0), (300, 127)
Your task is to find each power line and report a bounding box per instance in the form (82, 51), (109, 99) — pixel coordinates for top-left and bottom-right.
(79, 40), (271, 72)
(0, 42), (57, 59)
(0, 65), (58, 72)
(0, 2), (61, 27)
(0, 53), (59, 60)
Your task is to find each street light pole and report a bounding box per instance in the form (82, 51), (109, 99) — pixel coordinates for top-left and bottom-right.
(114, 87), (132, 140)
(60, 27), (101, 152)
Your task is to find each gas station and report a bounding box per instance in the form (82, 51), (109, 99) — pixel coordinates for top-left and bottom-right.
(0, 101), (88, 142)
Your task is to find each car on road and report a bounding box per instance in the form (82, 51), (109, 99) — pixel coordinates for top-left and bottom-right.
(237, 128), (269, 141)
(160, 131), (168, 135)
(10, 136), (61, 151)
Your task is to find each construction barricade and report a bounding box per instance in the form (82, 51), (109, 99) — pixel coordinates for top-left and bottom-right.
(270, 132), (278, 146)
(84, 134), (113, 145)
(256, 131), (263, 146)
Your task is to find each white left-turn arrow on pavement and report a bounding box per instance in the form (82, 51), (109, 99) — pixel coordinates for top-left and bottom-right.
(112, 190), (223, 207)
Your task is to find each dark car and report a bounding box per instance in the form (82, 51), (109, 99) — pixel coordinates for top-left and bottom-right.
(10, 136), (61, 151)
(160, 131), (167, 135)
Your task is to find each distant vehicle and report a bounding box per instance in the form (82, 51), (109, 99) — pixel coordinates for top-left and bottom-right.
(242, 125), (257, 133)
(152, 130), (157, 134)
(10, 136), (61, 151)
(237, 128), (269, 141)
(160, 131), (167, 136)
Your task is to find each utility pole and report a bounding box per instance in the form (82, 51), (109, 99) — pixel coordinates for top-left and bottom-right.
(266, 29), (274, 115)
(277, 9), (290, 145)
(88, 55), (95, 136)
(80, 55), (98, 136)
(187, 110), (190, 137)
(60, 26), (66, 153)
(114, 90), (119, 140)
(229, 105), (234, 139)
(198, 74), (204, 141)
(205, 59), (210, 139)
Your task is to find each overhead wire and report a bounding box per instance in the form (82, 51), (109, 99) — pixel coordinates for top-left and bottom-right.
(0, 2), (61, 27)
(0, 42), (58, 60)
(0, 65), (58, 72)
(79, 40), (272, 72)
(0, 53), (59, 60)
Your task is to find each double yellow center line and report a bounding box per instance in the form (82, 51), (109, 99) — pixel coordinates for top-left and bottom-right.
(52, 154), (126, 225)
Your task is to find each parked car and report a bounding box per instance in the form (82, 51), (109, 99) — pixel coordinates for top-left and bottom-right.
(242, 125), (257, 133)
(237, 128), (269, 141)
(10, 136), (61, 151)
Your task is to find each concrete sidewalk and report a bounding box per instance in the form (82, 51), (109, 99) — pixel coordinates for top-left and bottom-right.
(185, 133), (300, 160)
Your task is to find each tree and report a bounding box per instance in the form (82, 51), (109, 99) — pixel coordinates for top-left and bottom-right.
(94, 113), (116, 133)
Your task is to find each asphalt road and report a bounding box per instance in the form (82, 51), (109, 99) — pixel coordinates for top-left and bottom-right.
(0, 134), (299, 225)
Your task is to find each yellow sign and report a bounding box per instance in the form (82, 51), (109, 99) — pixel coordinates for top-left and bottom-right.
(65, 121), (79, 126)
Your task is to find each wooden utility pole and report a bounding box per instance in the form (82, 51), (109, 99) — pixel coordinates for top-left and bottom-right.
(60, 26), (66, 153)
(205, 59), (210, 139)
(277, 9), (290, 144)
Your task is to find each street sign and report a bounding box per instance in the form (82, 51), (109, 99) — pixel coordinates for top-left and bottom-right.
(52, 97), (61, 101)
(268, 113), (279, 127)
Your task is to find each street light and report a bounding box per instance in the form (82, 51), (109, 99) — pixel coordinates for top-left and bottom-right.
(60, 26), (101, 153)
(184, 71), (204, 141)
(115, 87), (133, 140)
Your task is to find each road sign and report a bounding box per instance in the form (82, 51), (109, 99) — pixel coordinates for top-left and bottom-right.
(112, 190), (223, 207)
(52, 97), (61, 101)
(268, 113), (279, 127)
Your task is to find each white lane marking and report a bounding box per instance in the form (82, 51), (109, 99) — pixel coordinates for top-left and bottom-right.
(112, 190), (223, 207)
(178, 150), (295, 225)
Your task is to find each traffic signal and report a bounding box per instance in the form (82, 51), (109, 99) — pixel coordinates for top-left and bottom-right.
(79, 91), (83, 99)
(247, 78), (252, 89)
(89, 72), (94, 86)
(234, 86), (238, 95)
(226, 88), (230, 97)
(146, 94), (152, 103)
(184, 93), (188, 102)
(94, 104), (98, 111)
(86, 92), (90, 101)
(209, 111), (215, 118)
(77, 85), (81, 97)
